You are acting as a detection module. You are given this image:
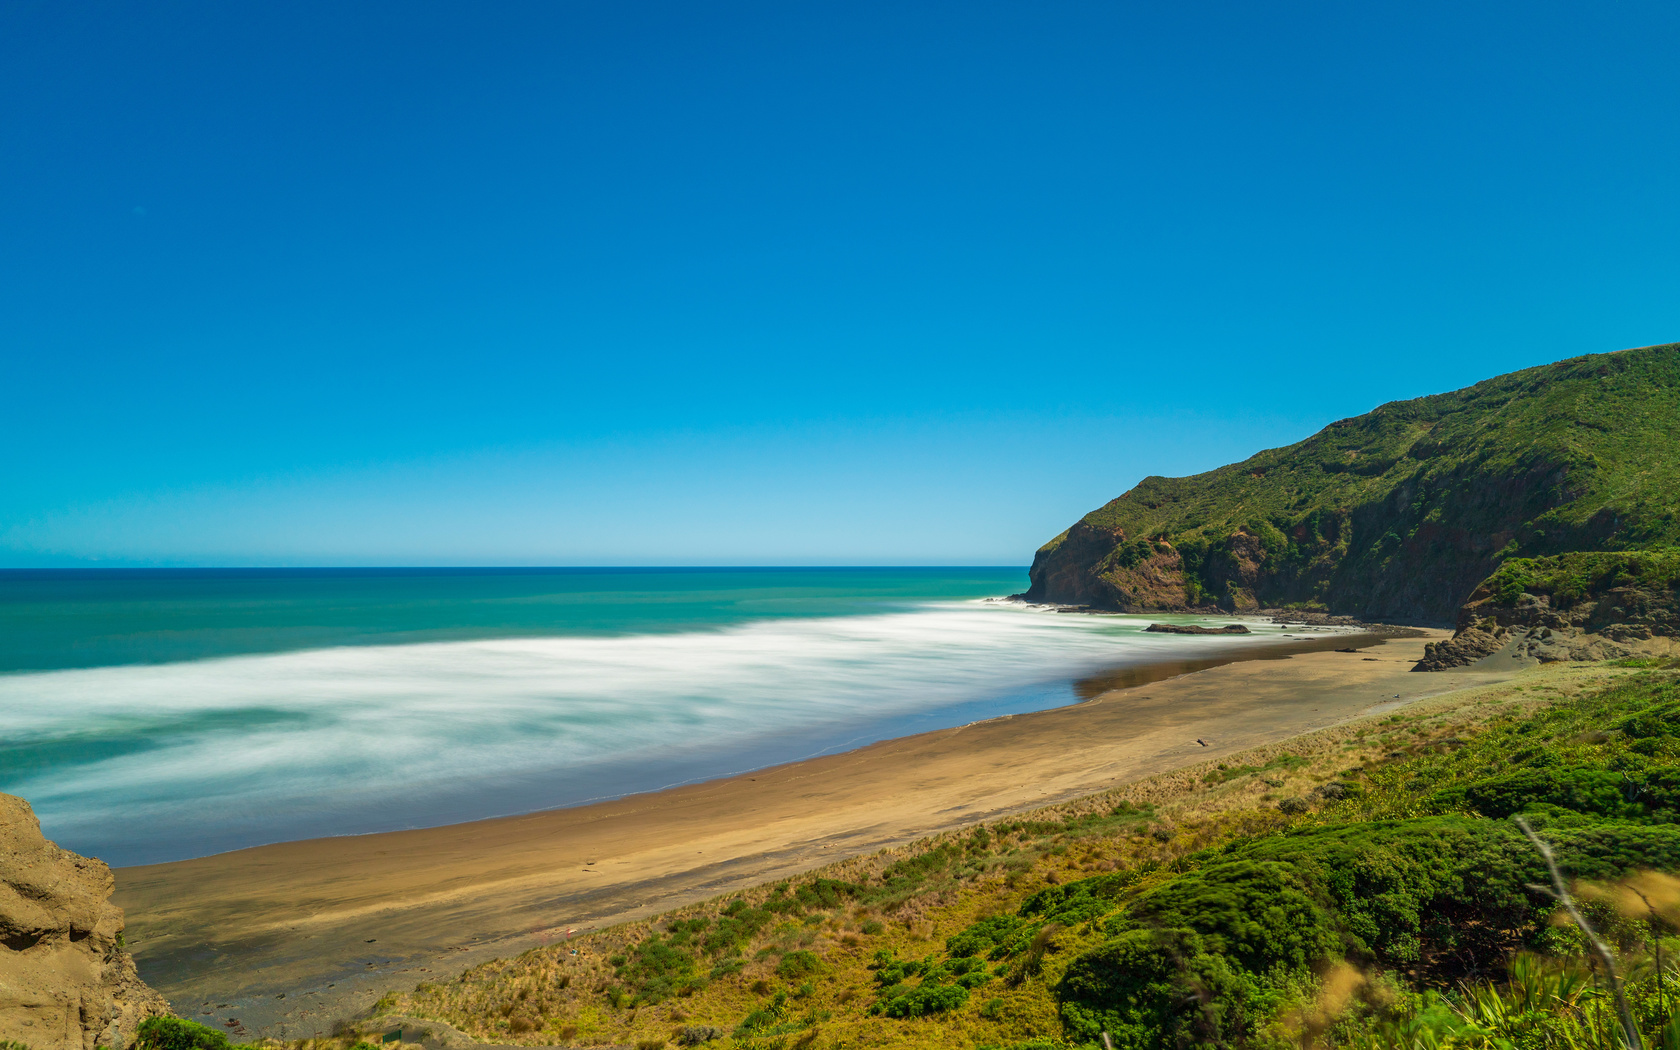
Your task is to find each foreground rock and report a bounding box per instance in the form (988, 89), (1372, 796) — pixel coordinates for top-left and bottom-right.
(1144, 623), (1251, 635)
(1, 794), (167, 1050)
(1413, 622), (1509, 671)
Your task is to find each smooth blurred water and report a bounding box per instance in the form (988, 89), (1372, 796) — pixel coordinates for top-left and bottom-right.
(0, 568), (1317, 865)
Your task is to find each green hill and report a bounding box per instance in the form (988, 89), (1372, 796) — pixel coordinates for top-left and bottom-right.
(1022, 342), (1680, 624)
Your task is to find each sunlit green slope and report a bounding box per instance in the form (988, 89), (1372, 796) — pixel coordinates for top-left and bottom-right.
(1024, 342), (1680, 623)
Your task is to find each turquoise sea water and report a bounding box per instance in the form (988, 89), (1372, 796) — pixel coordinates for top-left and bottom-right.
(0, 568), (1319, 865)
(0, 567), (1027, 672)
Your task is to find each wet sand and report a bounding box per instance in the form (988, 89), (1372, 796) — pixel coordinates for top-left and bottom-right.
(114, 628), (1496, 1037)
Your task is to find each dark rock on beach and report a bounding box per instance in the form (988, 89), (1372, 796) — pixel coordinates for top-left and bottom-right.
(1144, 623), (1251, 635)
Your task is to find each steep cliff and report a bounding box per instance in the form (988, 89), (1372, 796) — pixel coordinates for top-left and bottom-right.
(1024, 342), (1680, 623)
(0, 794), (167, 1050)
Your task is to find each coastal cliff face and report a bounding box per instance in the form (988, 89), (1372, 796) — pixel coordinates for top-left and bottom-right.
(0, 794), (167, 1050)
(1025, 342), (1680, 624)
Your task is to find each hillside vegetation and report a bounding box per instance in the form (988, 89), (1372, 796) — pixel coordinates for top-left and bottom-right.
(1470, 548), (1680, 634)
(1024, 343), (1680, 624)
(366, 660), (1680, 1049)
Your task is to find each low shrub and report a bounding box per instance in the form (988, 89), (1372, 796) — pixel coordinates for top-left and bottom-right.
(947, 914), (1025, 958)
(774, 950), (821, 979)
(871, 981), (969, 1018)
(134, 1017), (231, 1050)
(614, 935), (699, 1004)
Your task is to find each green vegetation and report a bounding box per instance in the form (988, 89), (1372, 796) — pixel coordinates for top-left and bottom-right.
(1479, 547), (1680, 607)
(1202, 754), (1308, 785)
(134, 1017), (234, 1050)
(139, 1018), (430, 1050)
(378, 662), (1680, 1049)
(1026, 343), (1680, 621)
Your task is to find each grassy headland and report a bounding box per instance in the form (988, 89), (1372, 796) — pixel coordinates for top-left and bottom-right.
(366, 659), (1680, 1049)
(1024, 342), (1680, 623)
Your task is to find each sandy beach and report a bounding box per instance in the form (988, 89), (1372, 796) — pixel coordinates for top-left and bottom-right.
(113, 627), (1501, 1037)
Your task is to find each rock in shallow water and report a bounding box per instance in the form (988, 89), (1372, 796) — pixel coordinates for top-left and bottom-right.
(1143, 623), (1251, 635)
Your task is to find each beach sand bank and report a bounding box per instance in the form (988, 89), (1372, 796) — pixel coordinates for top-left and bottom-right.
(114, 628), (1496, 1036)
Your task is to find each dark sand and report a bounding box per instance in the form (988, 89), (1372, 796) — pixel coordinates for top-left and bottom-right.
(114, 628), (1502, 1036)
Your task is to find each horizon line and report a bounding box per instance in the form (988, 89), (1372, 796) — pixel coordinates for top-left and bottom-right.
(0, 564), (1033, 573)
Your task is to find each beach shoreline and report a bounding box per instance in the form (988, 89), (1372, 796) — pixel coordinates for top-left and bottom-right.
(113, 626), (1484, 1037)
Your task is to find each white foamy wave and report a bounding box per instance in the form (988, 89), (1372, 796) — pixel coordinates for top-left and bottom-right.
(0, 604), (1301, 862)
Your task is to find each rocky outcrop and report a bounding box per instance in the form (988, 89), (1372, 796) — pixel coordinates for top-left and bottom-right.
(1019, 525), (1203, 611)
(1412, 623), (1509, 671)
(1413, 619), (1645, 671)
(1144, 623), (1251, 635)
(1463, 586), (1680, 642)
(1, 794), (167, 1050)
(1412, 551), (1679, 670)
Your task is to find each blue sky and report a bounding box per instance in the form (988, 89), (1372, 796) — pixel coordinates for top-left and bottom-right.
(3, 0), (1677, 566)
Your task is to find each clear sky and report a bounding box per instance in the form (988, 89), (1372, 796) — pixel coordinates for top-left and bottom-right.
(3, 1), (1677, 566)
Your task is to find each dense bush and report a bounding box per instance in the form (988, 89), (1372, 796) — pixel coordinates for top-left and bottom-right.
(764, 877), (861, 914)
(1443, 764), (1677, 819)
(701, 899), (774, 955)
(871, 982), (970, 1018)
(1118, 859), (1343, 973)
(1619, 697), (1680, 739)
(1052, 813), (1680, 1046)
(611, 933), (700, 1004)
(947, 914), (1025, 959)
(1481, 547), (1680, 607)
(134, 1017), (232, 1050)
(1043, 672), (1680, 1048)
(773, 949), (821, 979)
(1056, 928), (1269, 1049)
(1018, 867), (1148, 920)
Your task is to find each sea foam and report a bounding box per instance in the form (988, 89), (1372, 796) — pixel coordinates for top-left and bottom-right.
(1, 603), (1297, 864)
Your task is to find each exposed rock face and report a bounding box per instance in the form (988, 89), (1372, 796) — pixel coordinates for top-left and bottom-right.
(1466, 586), (1680, 641)
(1143, 623), (1251, 635)
(1412, 623), (1509, 671)
(1412, 577), (1678, 671)
(1017, 524), (1199, 611)
(1, 794), (167, 1050)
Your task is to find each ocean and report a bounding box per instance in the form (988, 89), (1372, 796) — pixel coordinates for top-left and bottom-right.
(0, 567), (1321, 865)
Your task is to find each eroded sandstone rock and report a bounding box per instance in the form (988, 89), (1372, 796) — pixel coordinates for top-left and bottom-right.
(0, 793), (167, 1050)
